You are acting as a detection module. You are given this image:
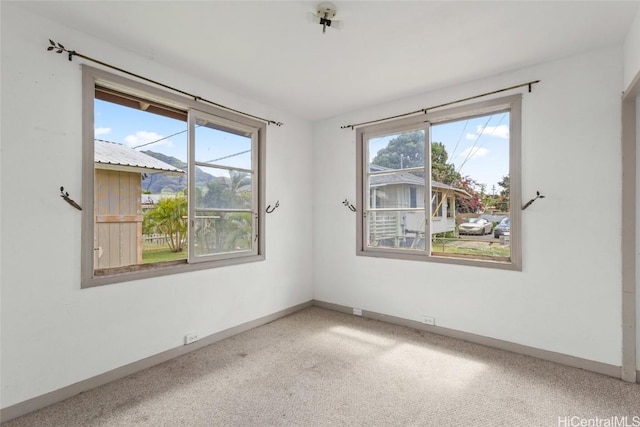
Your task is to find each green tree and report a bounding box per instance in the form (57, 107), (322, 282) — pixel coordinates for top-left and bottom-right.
(372, 131), (424, 169)
(200, 171), (251, 209)
(431, 142), (461, 185)
(498, 175), (510, 198)
(371, 132), (460, 185)
(144, 193), (187, 252)
(496, 174), (510, 212)
(195, 171), (253, 254)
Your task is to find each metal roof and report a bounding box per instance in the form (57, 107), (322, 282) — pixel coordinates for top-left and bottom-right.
(94, 139), (184, 176)
(369, 164), (470, 197)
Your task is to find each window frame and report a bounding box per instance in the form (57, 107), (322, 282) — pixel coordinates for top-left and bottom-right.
(355, 94), (522, 271)
(187, 109), (260, 264)
(81, 65), (266, 288)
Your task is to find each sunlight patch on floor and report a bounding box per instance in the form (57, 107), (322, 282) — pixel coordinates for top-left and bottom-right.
(378, 342), (488, 391)
(328, 325), (397, 347)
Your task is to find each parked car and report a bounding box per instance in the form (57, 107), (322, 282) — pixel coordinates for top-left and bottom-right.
(458, 218), (493, 235)
(494, 217), (510, 238)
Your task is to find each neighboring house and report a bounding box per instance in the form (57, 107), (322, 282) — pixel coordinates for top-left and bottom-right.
(369, 165), (469, 247)
(94, 140), (184, 269)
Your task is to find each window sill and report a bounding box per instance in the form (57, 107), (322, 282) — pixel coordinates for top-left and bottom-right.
(83, 254), (265, 288)
(356, 248), (520, 271)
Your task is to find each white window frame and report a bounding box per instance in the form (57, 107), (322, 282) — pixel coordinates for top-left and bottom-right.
(355, 95), (522, 270)
(187, 109), (260, 264)
(81, 65), (266, 288)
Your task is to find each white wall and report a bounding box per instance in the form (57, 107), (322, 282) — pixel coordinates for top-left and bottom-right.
(313, 47), (624, 367)
(624, 4), (640, 93)
(0, 3), (314, 408)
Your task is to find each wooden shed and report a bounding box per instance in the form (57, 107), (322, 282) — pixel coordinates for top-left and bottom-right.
(94, 140), (183, 270)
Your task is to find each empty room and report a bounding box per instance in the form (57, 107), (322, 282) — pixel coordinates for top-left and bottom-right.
(1, 1), (640, 425)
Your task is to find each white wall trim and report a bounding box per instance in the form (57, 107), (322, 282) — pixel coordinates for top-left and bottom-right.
(313, 300), (624, 381)
(0, 301), (313, 423)
(3, 298), (636, 423)
(623, 71), (639, 383)
(622, 92), (638, 383)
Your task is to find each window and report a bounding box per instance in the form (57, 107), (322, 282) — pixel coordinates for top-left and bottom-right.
(409, 186), (417, 208)
(82, 66), (266, 287)
(356, 95), (521, 270)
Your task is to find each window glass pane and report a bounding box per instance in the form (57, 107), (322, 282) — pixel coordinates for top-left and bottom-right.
(369, 130), (425, 171)
(94, 98), (188, 271)
(194, 166), (253, 210)
(189, 111), (256, 263)
(85, 69), (266, 286)
(193, 211), (253, 257)
(367, 129), (428, 252)
(367, 210), (428, 250)
(431, 112), (510, 260)
(194, 119), (252, 169)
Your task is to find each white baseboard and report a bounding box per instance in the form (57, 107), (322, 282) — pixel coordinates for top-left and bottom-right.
(2, 299), (636, 423)
(0, 300), (313, 423)
(313, 300), (626, 381)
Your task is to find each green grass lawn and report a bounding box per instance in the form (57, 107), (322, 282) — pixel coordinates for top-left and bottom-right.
(142, 247), (187, 264)
(432, 238), (511, 258)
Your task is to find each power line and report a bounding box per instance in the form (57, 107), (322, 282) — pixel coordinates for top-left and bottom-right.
(131, 123), (203, 150)
(456, 113), (506, 174)
(129, 125), (250, 165)
(205, 149), (251, 164)
(132, 128), (187, 149)
(448, 119), (470, 161)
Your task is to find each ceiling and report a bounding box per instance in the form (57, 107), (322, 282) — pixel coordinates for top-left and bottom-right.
(14, 1), (640, 121)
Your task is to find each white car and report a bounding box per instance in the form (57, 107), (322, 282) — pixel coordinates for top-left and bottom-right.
(458, 218), (493, 235)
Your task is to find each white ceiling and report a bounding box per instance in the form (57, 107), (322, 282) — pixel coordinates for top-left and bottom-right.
(15, 1), (640, 121)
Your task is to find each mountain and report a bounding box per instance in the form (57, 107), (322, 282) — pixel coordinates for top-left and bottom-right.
(140, 151), (220, 193)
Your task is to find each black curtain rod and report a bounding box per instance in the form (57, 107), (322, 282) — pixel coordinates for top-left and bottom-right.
(341, 79), (540, 130)
(47, 39), (284, 127)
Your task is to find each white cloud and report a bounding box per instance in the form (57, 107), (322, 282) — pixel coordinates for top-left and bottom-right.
(459, 147), (489, 160)
(94, 127), (111, 136)
(124, 131), (165, 148)
(465, 124), (509, 140)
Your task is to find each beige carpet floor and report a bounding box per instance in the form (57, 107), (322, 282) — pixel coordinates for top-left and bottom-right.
(3, 306), (640, 426)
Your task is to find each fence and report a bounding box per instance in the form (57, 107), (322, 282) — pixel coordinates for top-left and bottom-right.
(143, 233), (170, 250)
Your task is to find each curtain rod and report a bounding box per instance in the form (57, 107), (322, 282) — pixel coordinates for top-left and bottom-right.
(47, 39), (284, 127)
(341, 79), (540, 130)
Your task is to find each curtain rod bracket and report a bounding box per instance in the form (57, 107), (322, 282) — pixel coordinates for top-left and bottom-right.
(60, 186), (82, 211)
(342, 199), (356, 212)
(266, 200), (280, 214)
(522, 191), (545, 211)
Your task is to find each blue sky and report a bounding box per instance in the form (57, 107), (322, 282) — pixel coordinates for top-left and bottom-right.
(94, 100), (251, 171)
(433, 112), (510, 193)
(95, 99), (188, 160)
(96, 100), (508, 193)
(369, 112), (510, 193)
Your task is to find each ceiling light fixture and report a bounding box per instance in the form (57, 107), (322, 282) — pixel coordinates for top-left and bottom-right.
(314, 2), (341, 34)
